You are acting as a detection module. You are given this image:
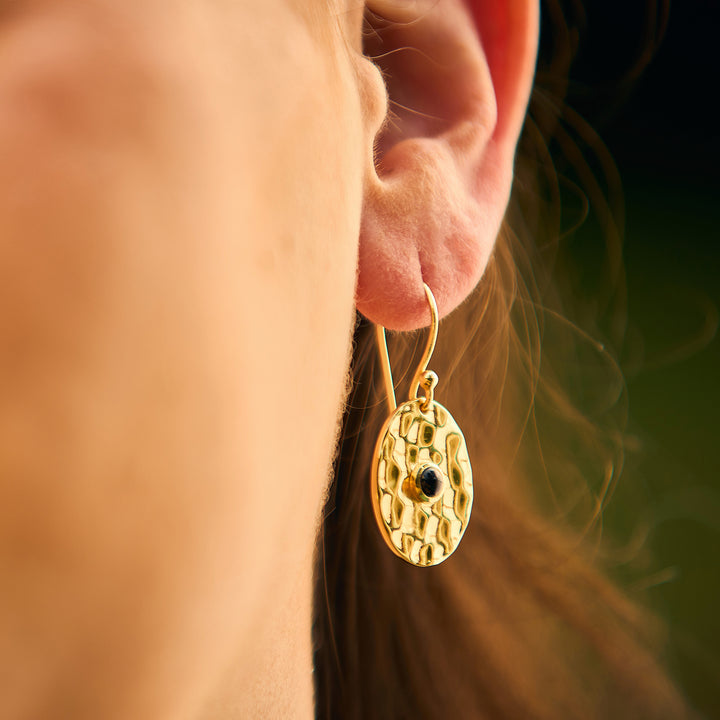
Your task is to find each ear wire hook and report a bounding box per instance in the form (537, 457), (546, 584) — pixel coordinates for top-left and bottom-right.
(375, 322), (397, 415)
(375, 283), (439, 415)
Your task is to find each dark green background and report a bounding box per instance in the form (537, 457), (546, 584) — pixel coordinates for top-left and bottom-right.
(548, 1), (719, 716)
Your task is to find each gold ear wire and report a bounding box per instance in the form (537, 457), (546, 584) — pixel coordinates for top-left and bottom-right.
(375, 322), (396, 415)
(409, 283), (438, 405)
(375, 283), (438, 415)
(371, 283), (474, 567)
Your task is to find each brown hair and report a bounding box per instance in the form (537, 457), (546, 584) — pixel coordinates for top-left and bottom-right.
(313, 2), (691, 718)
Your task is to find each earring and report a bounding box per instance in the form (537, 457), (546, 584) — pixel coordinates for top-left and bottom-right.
(371, 283), (473, 567)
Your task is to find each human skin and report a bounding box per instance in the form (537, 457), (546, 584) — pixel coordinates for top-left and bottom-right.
(0, 1), (537, 718)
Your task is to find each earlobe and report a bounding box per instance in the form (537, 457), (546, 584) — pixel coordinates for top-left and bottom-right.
(355, 0), (539, 331)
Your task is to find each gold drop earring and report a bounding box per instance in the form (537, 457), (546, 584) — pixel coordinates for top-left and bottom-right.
(371, 283), (473, 567)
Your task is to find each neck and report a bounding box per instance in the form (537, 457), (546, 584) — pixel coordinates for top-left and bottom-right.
(197, 553), (315, 720)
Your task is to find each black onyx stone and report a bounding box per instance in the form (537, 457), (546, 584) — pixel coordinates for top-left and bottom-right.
(418, 467), (443, 499)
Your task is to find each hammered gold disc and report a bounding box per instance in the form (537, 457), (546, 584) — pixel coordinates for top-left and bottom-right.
(371, 398), (473, 566)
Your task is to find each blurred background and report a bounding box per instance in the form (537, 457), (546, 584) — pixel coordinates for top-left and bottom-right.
(540, 0), (719, 715)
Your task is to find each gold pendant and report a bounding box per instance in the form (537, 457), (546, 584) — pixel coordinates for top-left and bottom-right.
(371, 284), (473, 567)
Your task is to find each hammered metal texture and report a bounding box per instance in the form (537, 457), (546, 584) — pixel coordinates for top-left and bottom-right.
(371, 398), (473, 566)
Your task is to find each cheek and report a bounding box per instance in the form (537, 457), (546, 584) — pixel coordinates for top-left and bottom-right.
(0, 6), (365, 716)
(220, 23), (365, 651)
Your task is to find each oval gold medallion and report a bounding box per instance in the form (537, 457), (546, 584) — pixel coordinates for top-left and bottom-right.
(371, 397), (473, 566)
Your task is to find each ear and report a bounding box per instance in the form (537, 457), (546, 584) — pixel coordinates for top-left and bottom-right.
(355, 0), (539, 330)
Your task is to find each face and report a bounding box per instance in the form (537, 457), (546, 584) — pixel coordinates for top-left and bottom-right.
(0, 0), (381, 715)
(152, 0), (382, 706)
(212, 0), (370, 650)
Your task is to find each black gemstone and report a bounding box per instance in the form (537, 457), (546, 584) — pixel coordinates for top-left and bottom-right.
(419, 467), (443, 499)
